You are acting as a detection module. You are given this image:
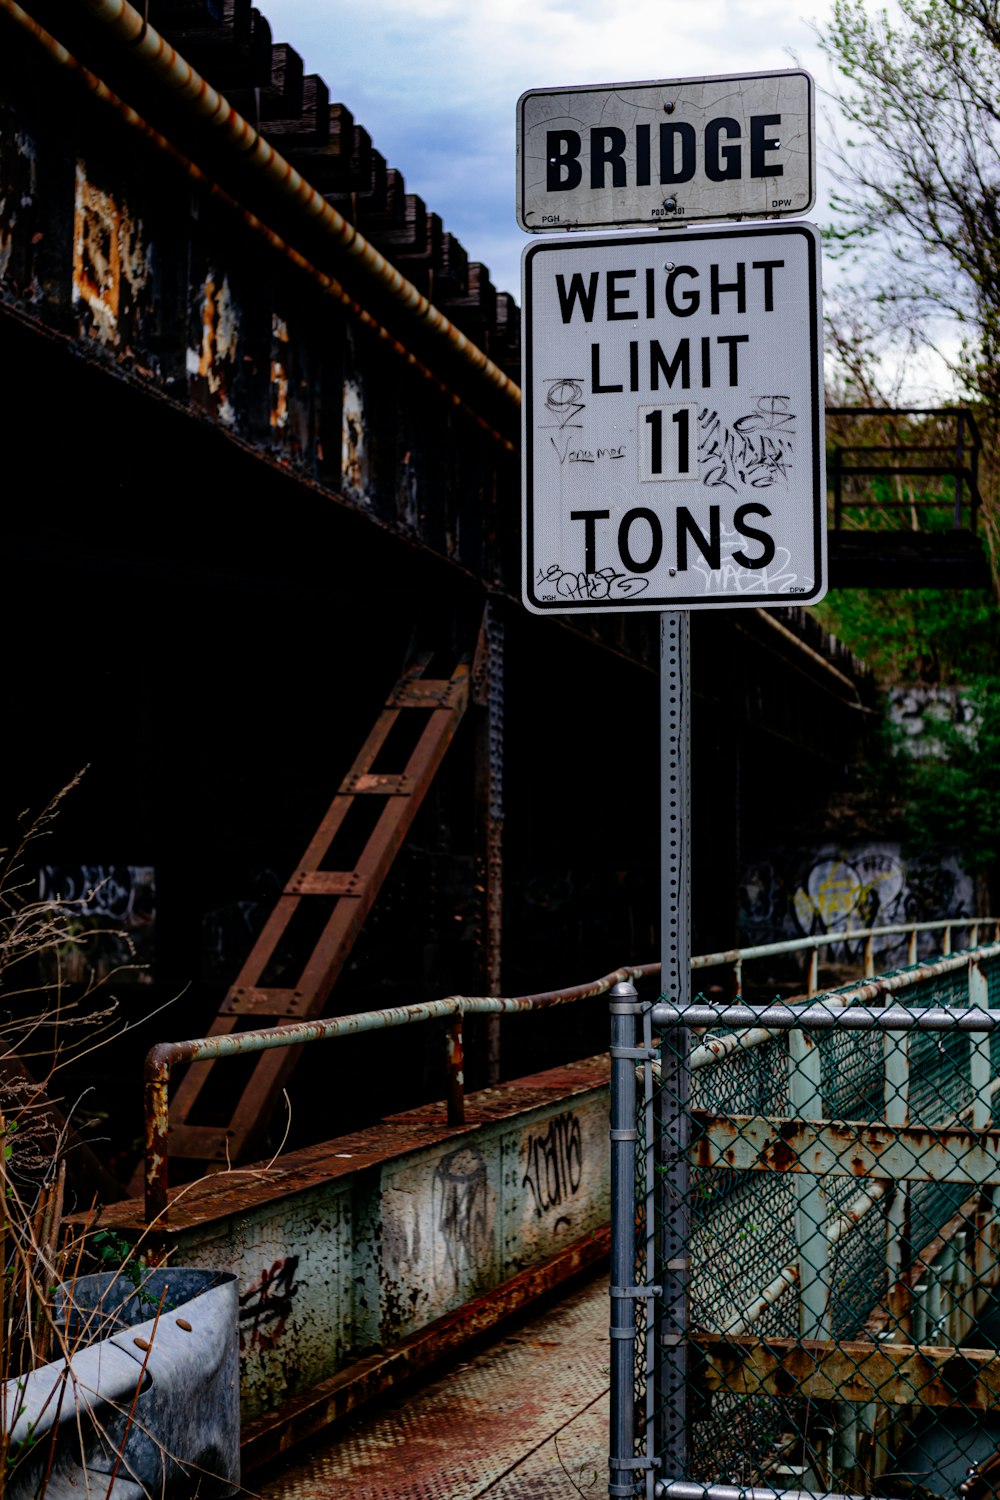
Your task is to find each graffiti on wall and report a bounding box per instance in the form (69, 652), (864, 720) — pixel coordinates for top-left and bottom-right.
(521, 1112), (583, 1219)
(239, 1255), (300, 1353)
(432, 1144), (491, 1291)
(888, 686), (977, 759)
(38, 864), (155, 984)
(740, 843), (973, 960)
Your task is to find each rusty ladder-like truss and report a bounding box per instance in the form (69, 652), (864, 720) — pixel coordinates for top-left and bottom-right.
(166, 652), (470, 1171)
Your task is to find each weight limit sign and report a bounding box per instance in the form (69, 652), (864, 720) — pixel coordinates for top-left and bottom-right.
(520, 221), (826, 614)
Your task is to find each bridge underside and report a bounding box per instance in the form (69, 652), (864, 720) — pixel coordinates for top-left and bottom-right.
(830, 529), (992, 589)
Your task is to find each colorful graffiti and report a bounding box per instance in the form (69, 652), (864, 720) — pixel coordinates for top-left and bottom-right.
(740, 843), (973, 960)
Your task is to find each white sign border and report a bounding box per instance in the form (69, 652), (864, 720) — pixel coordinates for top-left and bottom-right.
(520, 220), (827, 615)
(516, 68), (815, 233)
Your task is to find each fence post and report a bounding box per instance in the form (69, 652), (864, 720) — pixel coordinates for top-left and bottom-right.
(968, 956), (995, 1334)
(969, 956), (991, 1128)
(788, 1026), (829, 1337)
(610, 981), (641, 1499)
(808, 946), (819, 997)
(884, 1024), (911, 1338)
(908, 929), (918, 966)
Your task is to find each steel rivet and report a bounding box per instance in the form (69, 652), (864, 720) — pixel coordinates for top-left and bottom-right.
(664, 101), (675, 114)
(663, 198), (677, 212)
(669, 567), (677, 576)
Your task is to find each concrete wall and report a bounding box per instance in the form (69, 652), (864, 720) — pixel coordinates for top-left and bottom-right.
(95, 1057), (611, 1422)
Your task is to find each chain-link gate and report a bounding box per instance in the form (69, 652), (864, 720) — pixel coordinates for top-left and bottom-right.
(610, 945), (1000, 1500)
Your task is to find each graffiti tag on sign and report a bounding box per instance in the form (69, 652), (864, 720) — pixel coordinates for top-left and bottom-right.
(522, 1112), (584, 1218)
(239, 1255), (300, 1353)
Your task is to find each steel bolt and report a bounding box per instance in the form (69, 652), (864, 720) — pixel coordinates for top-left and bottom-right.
(664, 101), (675, 114)
(663, 198), (677, 212)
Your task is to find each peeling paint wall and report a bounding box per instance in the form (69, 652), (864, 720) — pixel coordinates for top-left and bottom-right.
(341, 375), (368, 502)
(167, 1081), (610, 1421)
(187, 269), (241, 425)
(72, 161), (151, 353)
(269, 314), (289, 432)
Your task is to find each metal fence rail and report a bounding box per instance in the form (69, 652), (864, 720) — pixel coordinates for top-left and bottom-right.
(143, 918), (996, 1223)
(611, 943), (1000, 1500)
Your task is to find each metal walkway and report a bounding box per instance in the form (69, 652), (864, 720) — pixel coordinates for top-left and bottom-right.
(255, 1272), (609, 1499)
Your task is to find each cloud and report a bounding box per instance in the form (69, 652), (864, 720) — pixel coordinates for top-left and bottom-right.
(261, 0), (833, 297)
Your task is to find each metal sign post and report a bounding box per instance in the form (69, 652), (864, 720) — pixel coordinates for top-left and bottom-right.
(515, 66), (824, 1498)
(657, 610), (691, 1476)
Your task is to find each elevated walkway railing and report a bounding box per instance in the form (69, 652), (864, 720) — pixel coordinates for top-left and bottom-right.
(826, 405), (983, 532)
(143, 917), (995, 1223)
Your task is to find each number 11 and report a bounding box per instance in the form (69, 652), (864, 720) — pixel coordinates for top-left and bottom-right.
(639, 402), (698, 483)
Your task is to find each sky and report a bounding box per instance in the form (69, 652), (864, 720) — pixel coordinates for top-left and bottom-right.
(261, 0), (955, 399)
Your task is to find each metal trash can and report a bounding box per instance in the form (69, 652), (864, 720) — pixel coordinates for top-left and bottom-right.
(3, 1267), (239, 1499)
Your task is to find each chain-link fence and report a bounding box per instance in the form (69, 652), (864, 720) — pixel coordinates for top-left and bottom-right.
(610, 945), (1000, 1500)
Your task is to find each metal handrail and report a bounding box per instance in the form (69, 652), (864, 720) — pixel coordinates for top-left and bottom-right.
(141, 916), (997, 1223)
(825, 406), (983, 450)
(693, 917), (999, 997)
(142, 962), (656, 1222)
(825, 407), (982, 531)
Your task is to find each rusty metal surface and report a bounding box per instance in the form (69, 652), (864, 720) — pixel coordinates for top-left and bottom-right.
(239, 1228), (610, 1470)
(143, 955), (648, 1220)
(693, 1332), (1000, 1410)
(693, 1112), (1000, 1186)
(99, 1054), (612, 1236)
(166, 655), (471, 1176)
(0, 0), (519, 499)
(70, 0), (520, 406)
(253, 1271), (610, 1499)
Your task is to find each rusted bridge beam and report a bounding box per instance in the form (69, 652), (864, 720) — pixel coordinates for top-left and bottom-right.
(693, 1110), (1000, 1186)
(693, 1331), (1000, 1410)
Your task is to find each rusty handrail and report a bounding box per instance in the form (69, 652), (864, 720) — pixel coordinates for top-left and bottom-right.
(143, 962), (657, 1222)
(142, 917), (997, 1223)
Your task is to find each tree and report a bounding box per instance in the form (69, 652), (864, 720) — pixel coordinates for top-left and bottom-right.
(819, 0), (1000, 401)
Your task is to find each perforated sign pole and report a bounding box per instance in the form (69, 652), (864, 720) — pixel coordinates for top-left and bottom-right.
(517, 92), (824, 1493)
(658, 610), (691, 1475)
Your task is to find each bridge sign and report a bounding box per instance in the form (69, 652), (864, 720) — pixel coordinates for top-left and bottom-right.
(517, 70), (814, 232)
(521, 220), (827, 613)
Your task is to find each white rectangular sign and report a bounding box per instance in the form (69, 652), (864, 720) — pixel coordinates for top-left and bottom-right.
(521, 222), (826, 613)
(517, 71), (814, 232)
